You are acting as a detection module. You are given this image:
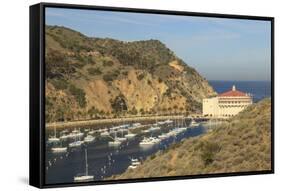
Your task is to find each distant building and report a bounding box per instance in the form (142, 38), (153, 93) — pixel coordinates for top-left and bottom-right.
(203, 85), (253, 118)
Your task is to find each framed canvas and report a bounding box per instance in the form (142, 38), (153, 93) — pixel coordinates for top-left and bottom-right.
(29, 2), (274, 188)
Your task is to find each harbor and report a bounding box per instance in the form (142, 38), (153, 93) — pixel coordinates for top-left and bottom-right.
(45, 118), (210, 184)
(45, 81), (270, 184)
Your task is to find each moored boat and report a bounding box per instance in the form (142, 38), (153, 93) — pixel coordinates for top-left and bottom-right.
(84, 135), (95, 143)
(69, 140), (84, 148)
(139, 137), (160, 147)
(125, 132), (136, 139)
(51, 147), (67, 153)
(190, 119), (199, 127)
(100, 130), (110, 137)
(74, 149), (94, 182)
(48, 126), (60, 143)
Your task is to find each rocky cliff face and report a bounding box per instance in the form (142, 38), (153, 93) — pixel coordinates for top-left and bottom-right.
(45, 25), (216, 123)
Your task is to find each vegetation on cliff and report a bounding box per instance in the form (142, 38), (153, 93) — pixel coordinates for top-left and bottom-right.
(112, 98), (271, 179)
(45, 25), (216, 123)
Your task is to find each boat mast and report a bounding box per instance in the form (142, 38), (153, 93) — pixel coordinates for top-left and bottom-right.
(85, 149), (88, 176)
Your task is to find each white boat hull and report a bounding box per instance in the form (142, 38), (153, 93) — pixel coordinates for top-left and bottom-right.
(74, 175), (94, 182)
(100, 132), (110, 137)
(69, 141), (84, 148)
(51, 147), (67, 153)
(84, 135), (95, 143)
(125, 134), (136, 139)
(108, 141), (121, 147)
(116, 137), (127, 142)
(48, 137), (60, 143)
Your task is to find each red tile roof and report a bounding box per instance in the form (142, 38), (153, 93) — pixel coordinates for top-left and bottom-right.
(218, 85), (248, 97)
(219, 90), (247, 97)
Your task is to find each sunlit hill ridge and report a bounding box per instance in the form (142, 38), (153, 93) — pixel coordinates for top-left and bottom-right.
(45, 25), (216, 123)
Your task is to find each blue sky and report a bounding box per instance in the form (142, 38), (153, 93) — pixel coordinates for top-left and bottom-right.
(46, 8), (271, 81)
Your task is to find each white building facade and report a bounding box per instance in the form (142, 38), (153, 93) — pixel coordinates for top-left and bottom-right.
(203, 85), (253, 118)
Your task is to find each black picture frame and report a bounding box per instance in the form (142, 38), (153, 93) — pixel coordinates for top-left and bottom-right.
(30, 2), (275, 188)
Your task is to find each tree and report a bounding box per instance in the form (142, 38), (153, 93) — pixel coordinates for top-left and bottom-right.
(131, 106), (138, 115)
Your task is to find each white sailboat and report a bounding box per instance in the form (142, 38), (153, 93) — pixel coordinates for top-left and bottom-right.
(72, 129), (79, 133)
(88, 129), (96, 135)
(69, 131), (84, 148)
(67, 128), (84, 139)
(164, 119), (173, 124)
(74, 149), (94, 182)
(116, 127), (127, 142)
(128, 158), (141, 169)
(59, 134), (69, 140)
(108, 139), (121, 147)
(178, 117), (187, 132)
(51, 138), (67, 153)
(116, 137), (127, 142)
(48, 126), (60, 143)
(149, 125), (161, 132)
(190, 119), (199, 127)
(142, 129), (150, 133)
(158, 133), (169, 140)
(132, 123), (141, 127)
(100, 129), (110, 137)
(131, 158), (141, 165)
(125, 131), (136, 139)
(167, 129), (177, 136)
(108, 132), (122, 147)
(117, 128), (128, 133)
(139, 137), (160, 147)
(69, 140), (84, 148)
(51, 147), (67, 153)
(84, 135), (95, 143)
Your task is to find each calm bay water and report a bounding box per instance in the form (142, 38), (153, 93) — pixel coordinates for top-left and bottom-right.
(46, 122), (206, 184)
(209, 80), (271, 102)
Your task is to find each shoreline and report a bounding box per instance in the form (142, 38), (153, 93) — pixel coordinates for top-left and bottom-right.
(46, 115), (191, 130)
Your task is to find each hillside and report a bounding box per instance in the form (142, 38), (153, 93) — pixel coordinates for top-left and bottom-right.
(112, 98), (271, 179)
(45, 25), (216, 123)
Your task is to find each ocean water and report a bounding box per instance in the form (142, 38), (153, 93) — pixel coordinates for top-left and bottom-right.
(209, 81), (271, 102)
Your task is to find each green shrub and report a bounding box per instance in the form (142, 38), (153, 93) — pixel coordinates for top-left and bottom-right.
(110, 95), (127, 113)
(87, 67), (102, 75)
(103, 60), (114, 67)
(200, 141), (221, 166)
(88, 106), (98, 116)
(103, 70), (120, 82)
(46, 49), (76, 79)
(137, 73), (145, 81)
(51, 79), (68, 90)
(76, 55), (93, 64)
(68, 84), (86, 107)
(103, 74), (114, 82)
(122, 71), (128, 76)
(130, 106), (138, 115)
(55, 107), (65, 122)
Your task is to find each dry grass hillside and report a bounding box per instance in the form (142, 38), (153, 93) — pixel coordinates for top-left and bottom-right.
(112, 98), (271, 179)
(45, 25), (216, 123)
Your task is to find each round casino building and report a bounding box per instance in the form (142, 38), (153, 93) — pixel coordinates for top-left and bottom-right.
(202, 85), (253, 118)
